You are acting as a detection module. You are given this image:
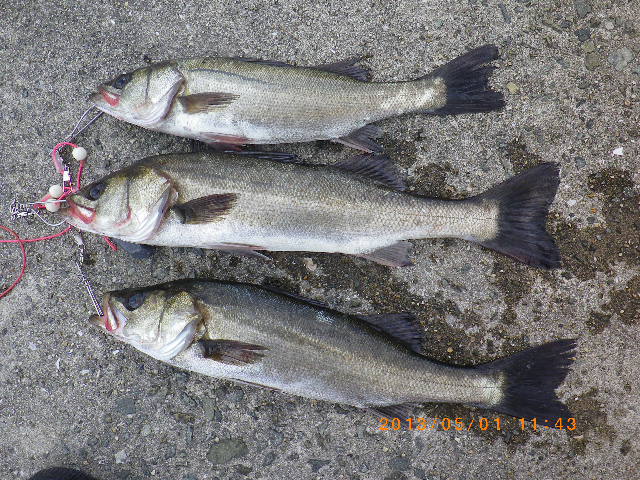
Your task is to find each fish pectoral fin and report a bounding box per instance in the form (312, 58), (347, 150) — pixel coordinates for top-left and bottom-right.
(334, 125), (383, 153)
(110, 238), (157, 259)
(172, 193), (238, 224)
(356, 313), (423, 353)
(356, 241), (413, 267)
(335, 154), (406, 191)
(178, 92), (239, 113)
(199, 339), (267, 366)
(315, 58), (370, 81)
(370, 403), (418, 419)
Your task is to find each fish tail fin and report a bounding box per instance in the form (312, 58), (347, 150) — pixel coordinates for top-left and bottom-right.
(423, 45), (505, 115)
(468, 162), (561, 269)
(473, 339), (577, 422)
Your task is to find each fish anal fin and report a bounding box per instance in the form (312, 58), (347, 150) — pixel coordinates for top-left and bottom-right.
(178, 92), (238, 113)
(316, 58), (370, 81)
(371, 403), (417, 419)
(357, 241), (413, 267)
(356, 313), (423, 353)
(335, 154), (406, 191)
(215, 242), (270, 260)
(200, 339), (267, 366)
(173, 193), (237, 224)
(334, 125), (383, 153)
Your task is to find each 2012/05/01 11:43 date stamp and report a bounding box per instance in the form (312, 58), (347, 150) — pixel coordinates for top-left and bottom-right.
(378, 417), (577, 431)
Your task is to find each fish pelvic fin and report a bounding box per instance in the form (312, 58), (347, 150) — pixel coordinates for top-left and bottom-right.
(472, 339), (577, 424)
(468, 162), (561, 269)
(422, 45), (505, 115)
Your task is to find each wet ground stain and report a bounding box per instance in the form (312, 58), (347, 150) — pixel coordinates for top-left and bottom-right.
(505, 137), (544, 174)
(551, 168), (639, 282)
(566, 388), (614, 455)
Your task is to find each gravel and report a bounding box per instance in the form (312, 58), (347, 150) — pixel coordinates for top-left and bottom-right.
(1, 0), (639, 479)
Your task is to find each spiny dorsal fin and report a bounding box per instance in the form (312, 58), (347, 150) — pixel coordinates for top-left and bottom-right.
(357, 241), (413, 267)
(356, 312), (423, 353)
(233, 57), (295, 68)
(178, 92), (239, 113)
(173, 193), (237, 224)
(335, 154), (406, 191)
(315, 58), (370, 81)
(334, 125), (383, 153)
(233, 57), (370, 81)
(199, 339), (267, 366)
(259, 285), (330, 310)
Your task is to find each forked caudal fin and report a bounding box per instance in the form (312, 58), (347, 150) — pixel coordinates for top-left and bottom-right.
(470, 162), (561, 269)
(426, 44), (505, 115)
(473, 339), (577, 422)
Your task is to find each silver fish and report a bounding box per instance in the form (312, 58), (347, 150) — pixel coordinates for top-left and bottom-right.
(91, 279), (576, 422)
(62, 153), (561, 268)
(90, 46), (504, 152)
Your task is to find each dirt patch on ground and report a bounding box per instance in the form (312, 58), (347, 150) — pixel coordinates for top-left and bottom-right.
(551, 168), (639, 282)
(566, 388), (615, 455)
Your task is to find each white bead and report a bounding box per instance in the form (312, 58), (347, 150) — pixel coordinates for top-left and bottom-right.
(48, 184), (64, 198)
(72, 146), (88, 161)
(45, 201), (60, 213)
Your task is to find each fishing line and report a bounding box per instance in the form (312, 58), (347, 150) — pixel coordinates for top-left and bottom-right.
(0, 107), (112, 310)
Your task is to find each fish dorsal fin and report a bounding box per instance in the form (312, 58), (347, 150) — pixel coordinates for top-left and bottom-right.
(356, 312), (423, 353)
(357, 241), (413, 267)
(233, 57), (295, 68)
(335, 154), (406, 191)
(178, 92), (238, 113)
(315, 58), (370, 81)
(233, 57), (370, 81)
(199, 339), (267, 366)
(259, 285), (331, 310)
(334, 125), (383, 153)
(173, 193), (238, 224)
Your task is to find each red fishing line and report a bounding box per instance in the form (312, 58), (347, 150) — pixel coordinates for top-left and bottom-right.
(0, 226), (27, 300)
(1, 140), (116, 299)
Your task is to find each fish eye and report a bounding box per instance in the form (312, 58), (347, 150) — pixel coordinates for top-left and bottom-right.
(112, 73), (132, 89)
(86, 182), (106, 201)
(125, 292), (146, 311)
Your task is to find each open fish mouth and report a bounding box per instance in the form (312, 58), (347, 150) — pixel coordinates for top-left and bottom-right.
(99, 295), (128, 333)
(98, 85), (121, 107)
(66, 197), (96, 224)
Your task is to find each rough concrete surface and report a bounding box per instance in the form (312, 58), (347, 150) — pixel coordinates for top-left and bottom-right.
(0, 0), (638, 479)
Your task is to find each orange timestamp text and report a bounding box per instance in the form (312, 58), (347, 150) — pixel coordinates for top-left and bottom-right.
(378, 417), (577, 431)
